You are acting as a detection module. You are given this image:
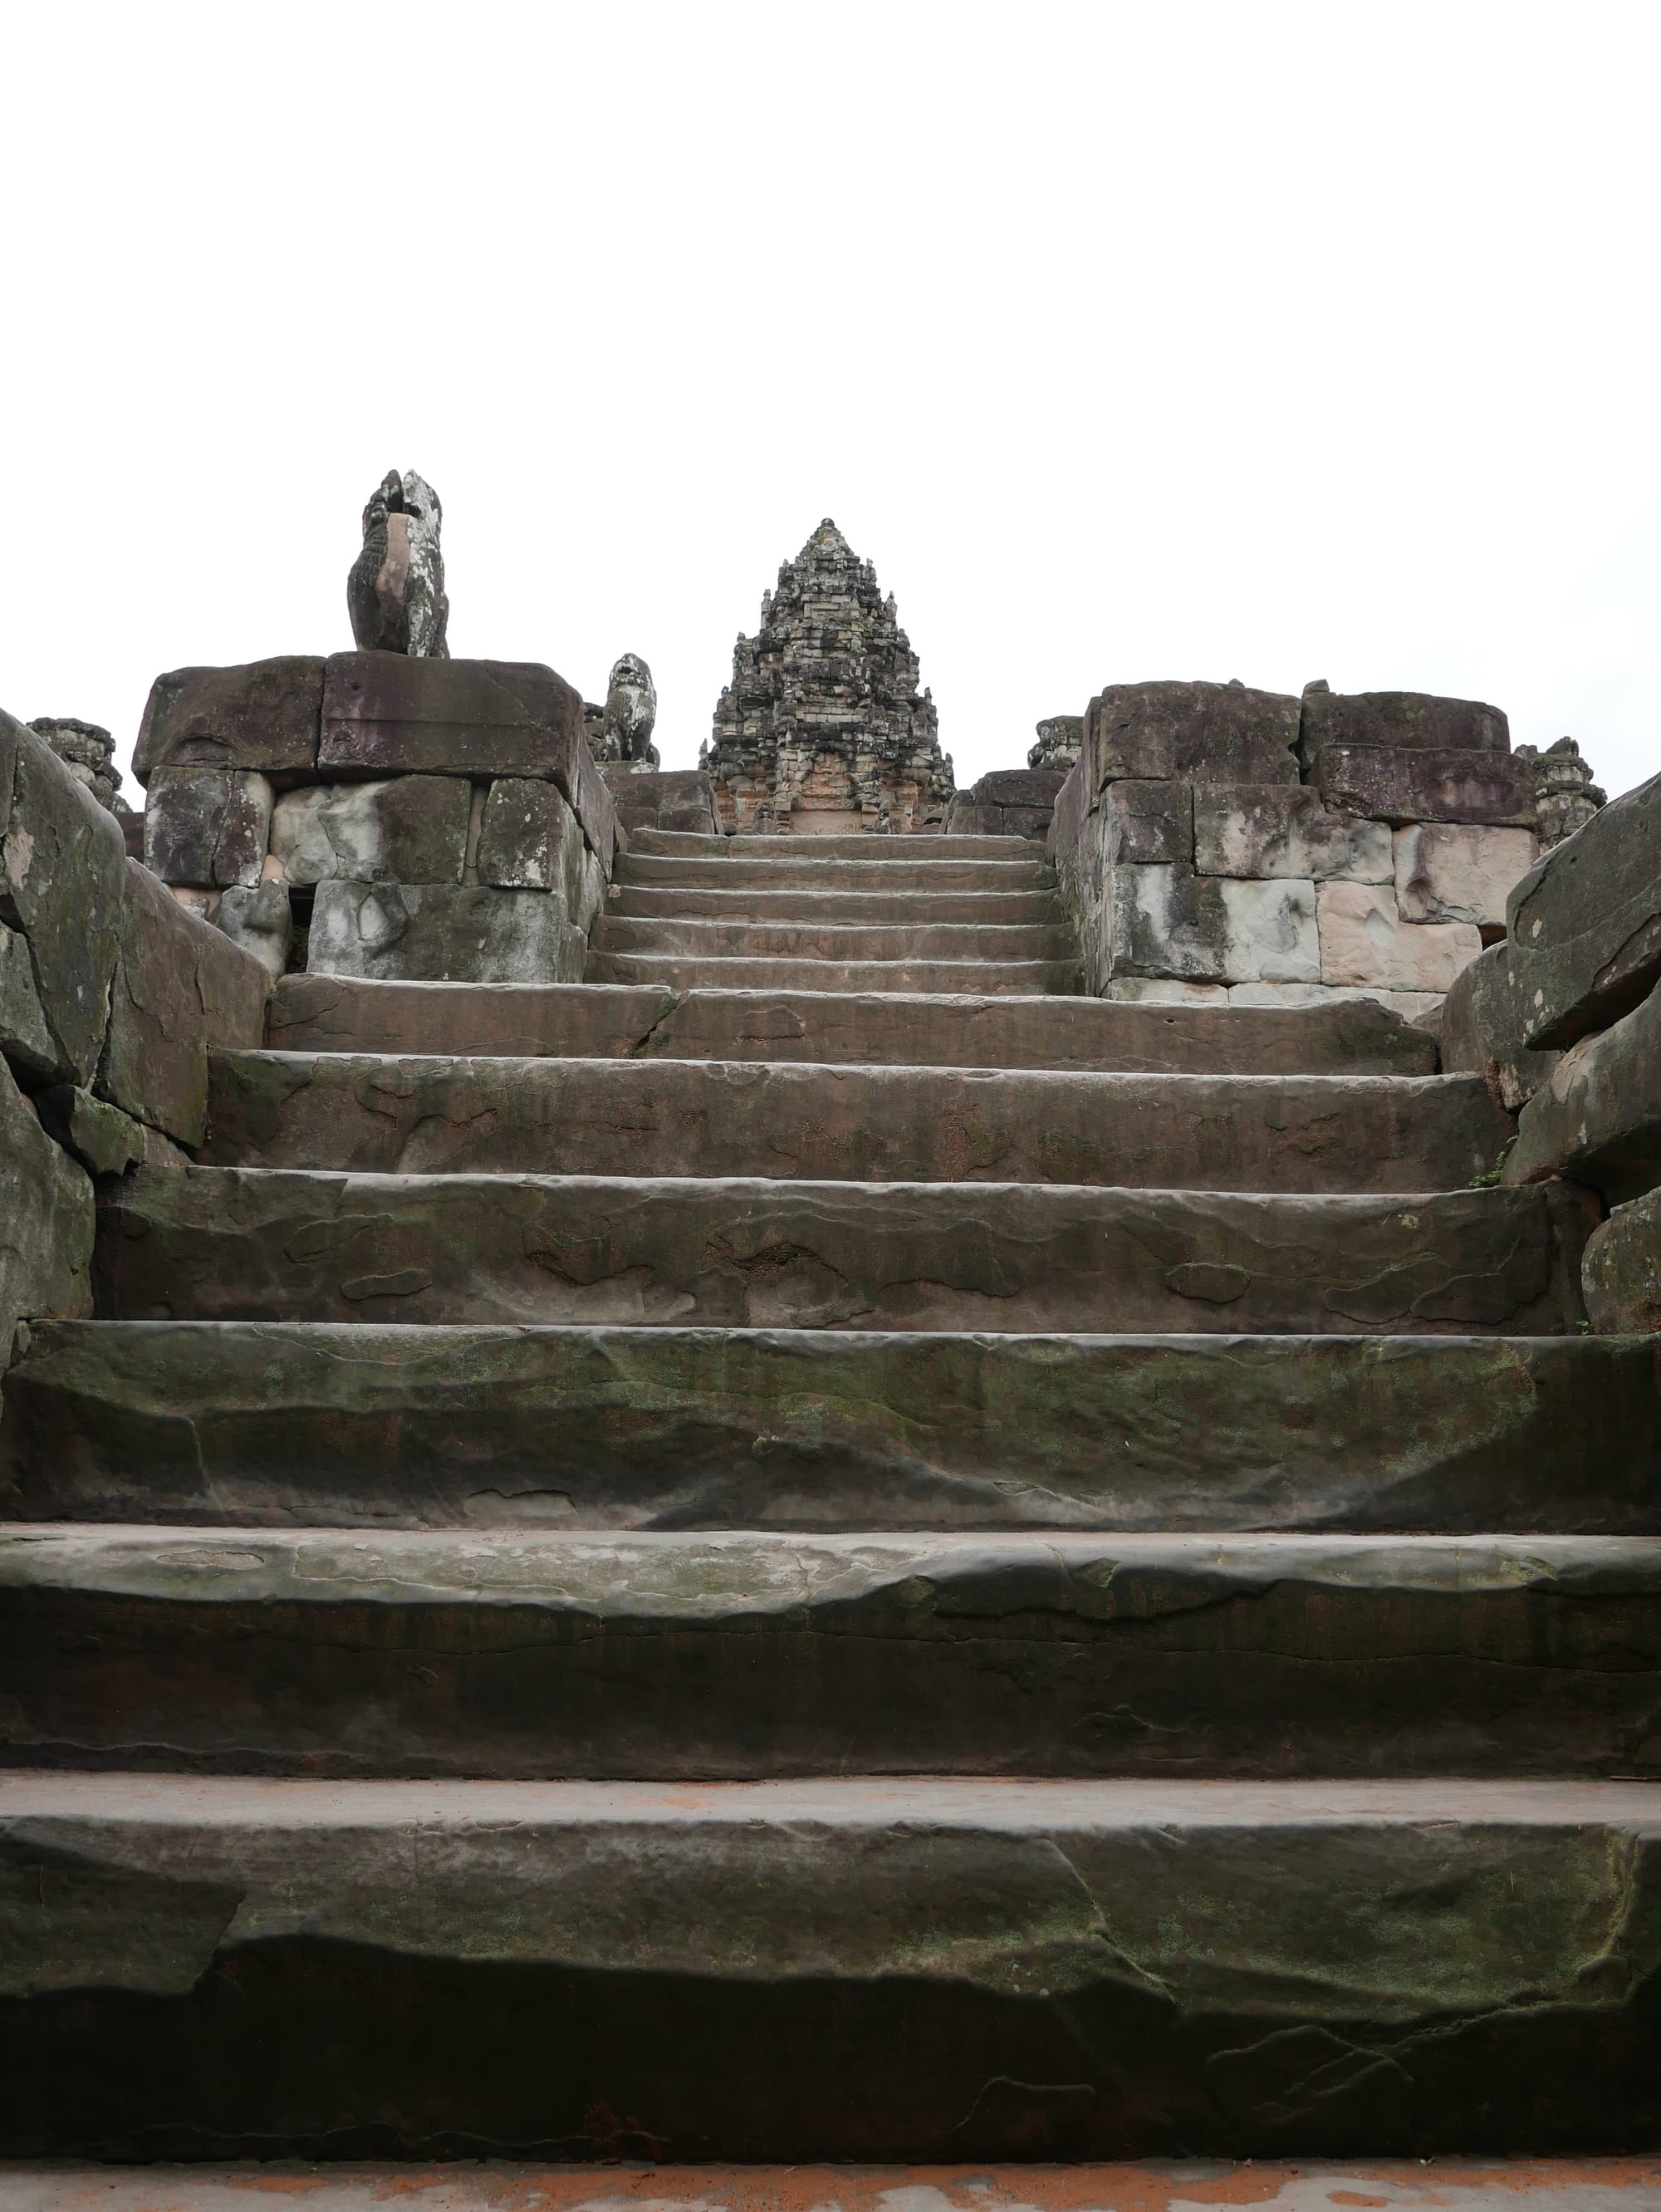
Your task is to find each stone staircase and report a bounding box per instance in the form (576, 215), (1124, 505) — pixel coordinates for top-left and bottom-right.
(2, 826), (1660, 2162)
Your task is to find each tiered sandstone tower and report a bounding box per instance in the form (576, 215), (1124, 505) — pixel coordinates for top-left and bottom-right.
(702, 518), (954, 833)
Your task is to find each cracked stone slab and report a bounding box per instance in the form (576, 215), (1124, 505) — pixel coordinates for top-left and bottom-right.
(1506, 767), (1661, 1048)
(306, 880), (585, 985)
(96, 861), (270, 1146)
(1507, 982), (1661, 1201)
(267, 977), (1438, 1075)
(93, 1170), (1592, 1336)
(1312, 747), (1536, 828)
(5, 1322), (1657, 1535)
(142, 768), (274, 890)
(1, 1772), (1659, 2158)
(1, 724), (125, 1084)
(1193, 787), (1393, 883)
(268, 776), (471, 886)
(133, 658), (323, 785)
(198, 1053), (1513, 1193)
(2, 1528), (1658, 1781)
(1085, 681), (1301, 788)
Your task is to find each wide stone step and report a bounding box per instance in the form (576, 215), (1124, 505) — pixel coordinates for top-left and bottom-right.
(4, 1528), (1657, 1781)
(627, 829), (1041, 860)
(7, 1322), (1656, 1534)
(582, 953), (1082, 994)
(620, 853), (1051, 893)
(2, 1769), (1659, 2157)
(268, 976), (1441, 1077)
(590, 916), (1075, 960)
(610, 884), (1065, 924)
(96, 1171), (1591, 1336)
(201, 1053), (1512, 1192)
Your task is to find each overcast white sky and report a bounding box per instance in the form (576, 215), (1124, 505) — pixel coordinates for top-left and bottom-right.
(6, 3), (1660, 802)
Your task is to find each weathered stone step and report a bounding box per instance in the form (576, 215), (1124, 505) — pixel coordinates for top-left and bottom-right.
(3, 1768), (1659, 2157)
(201, 1053), (1512, 1192)
(582, 953), (1082, 994)
(621, 852), (1051, 893)
(590, 917), (1075, 961)
(269, 976), (1440, 1077)
(7, 1322), (1655, 1535)
(96, 1171), (1591, 1336)
(5, 1528), (1657, 1781)
(627, 829), (1041, 861)
(610, 884), (1064, 925)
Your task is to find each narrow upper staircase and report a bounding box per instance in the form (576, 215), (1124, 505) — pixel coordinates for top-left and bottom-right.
(2, 826), (1659, 2163)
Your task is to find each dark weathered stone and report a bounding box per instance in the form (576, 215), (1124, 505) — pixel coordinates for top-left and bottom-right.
(142, 768), (273, 888)
(7, 1321), (1658, 1535)
(267, 776), (469, 886)
(585, 949), (1079, 993)
(27, 716), (123, 811)
(267, 974), (1438, 1074)
(592, 915), (1071, 963)
(200, 1052), (1512, 1193)
(478, 777), (585, 898)
(306, 880), (584, 986)
(1313, 746), (1536, 827)
(1439, 940), (1559, 1111)
(0, 921), (56, 1081)
(133, 658), (323, 786)
(97, 861), (269, 1145)
(213, 883), (293, 983)
(1300, 687), (1511, 757)
(1, 1529), (1653, 1781)
(704, 521), (953, 834)
(1506, 768), (1661, 1048)
(1, 724), (125, 1084)
(3, 1769), (1661, 2159)
(1086, 681), (1300, 789)
(97, 1169), (1588, 1336)
(1194, 787), (1392, 882)
(1105, 779), (1192, 865)
(1583, 1188), (1661, 1334)
(346, 469), (448, 657)
(1506, 983), (1661, 1201)
(0, 1058), (92, 1350)
(36, 1086), (145, 1177)
(614, 880), (1061, 925)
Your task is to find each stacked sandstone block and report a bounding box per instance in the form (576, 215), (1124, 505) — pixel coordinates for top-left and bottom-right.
(0, 708), (267, 1361)
(944, 767), (1069, 840)
(1444, 764), (1661, 1331)
(600, 765), (718, 837)
(136, 653), (622, 986)
(1051, 679), (1539, 1015)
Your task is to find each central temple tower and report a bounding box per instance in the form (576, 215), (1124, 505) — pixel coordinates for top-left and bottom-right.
(701, 519), (954, 833)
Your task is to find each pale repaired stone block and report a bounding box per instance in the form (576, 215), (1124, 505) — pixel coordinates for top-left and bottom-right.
(1317, 880), (1482, 992)
(268, 777), (470, 886)
(1110, 866), (1318, 985)
(215, 883), (295, 983)
(1104, 976), (1229, 1005)
(1394, 823), (1538, 928)
(1194, 788), (1393, 883)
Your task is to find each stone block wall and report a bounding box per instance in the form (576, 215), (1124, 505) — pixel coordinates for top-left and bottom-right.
(0, 709), (268, 1391)
(601, 767), (718, 838)
(944, 768), (1067, 840)
(135, 651), (623, 986)
(1051, 679), (1541, 1016)
(1441, 765), (1661, 1332)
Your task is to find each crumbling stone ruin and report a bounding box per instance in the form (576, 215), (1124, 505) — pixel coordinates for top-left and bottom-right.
(1029, 712), (1083, 769)
(347, 469), (450, 658)
(3, 486), (1661, 2169)
(701, 518), (954, 833)
(1516, 733), (1606, 845)
(27, 715), (124, 813)
(586, 652), (659, 771)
